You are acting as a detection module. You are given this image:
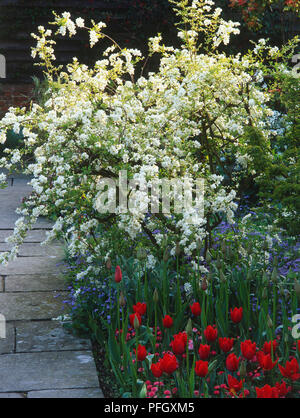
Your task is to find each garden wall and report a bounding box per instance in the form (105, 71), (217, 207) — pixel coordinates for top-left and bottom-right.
(0, 83), (33, 116)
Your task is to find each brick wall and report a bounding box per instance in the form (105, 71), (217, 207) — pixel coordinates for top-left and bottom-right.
(0, 83), (34, 117)
(0, 0), (171, 116)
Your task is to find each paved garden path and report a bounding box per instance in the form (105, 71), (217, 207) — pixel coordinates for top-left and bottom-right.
(0, 172), (103, 398)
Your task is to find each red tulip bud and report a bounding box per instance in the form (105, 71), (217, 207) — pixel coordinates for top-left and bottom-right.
(114, 265), (122, 283)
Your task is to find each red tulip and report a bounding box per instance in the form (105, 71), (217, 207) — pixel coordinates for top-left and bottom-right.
(114, 265), (122, 283)
(297, 340), (300, 353)
(135, 344), (147, 361)
(190, 302), (201, 316)
(204, 325), (218, 342)
(230, 307), (243, 324)
(195, 360), (208, 377)
(151, 362), (162, 378)
(159, 353), (178, 375)
(129, 312), (141, 328)
(227, 375), (244, 394)
(133, 302), (147, 316)
(170, 332), (187, 355)
(275, 381), (291, 397)
(263, 340), (278, 355)
(278, 358), (300, 381)
(226, 353), (240, 372)
(241, 340), (256, 360)
(163, 315), (173, 328)
(219, 337), (234, 353)
(256, 384), (279, 398)
(198, 344), (211, 360)
(257, 351), (278, 371)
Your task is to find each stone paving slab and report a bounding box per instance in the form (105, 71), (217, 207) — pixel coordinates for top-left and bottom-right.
(0, 186), (32, 229)
(0, 169), (30, 180)
(0, 243), (65, 257)
(0, 392), (25, 398)
(7, 178), (32, 187)
(0, 323), (15, 354)
(5, 274), (68, 292)
(0, 351), (100, 392)
(27, 388), (103, 398)
(0, 229), (49, 243)
(0, 292), (67, 321)
(0, 277), (3, 292)
(0, 256), (64, 275)
(0, 178), (53, 229)
(16, 321), (91, 353)
(1, 218), (53, 229)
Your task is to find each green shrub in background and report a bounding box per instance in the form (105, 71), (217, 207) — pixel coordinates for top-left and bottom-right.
(0, 128), (24, 158)
(241, 75), (300, 235)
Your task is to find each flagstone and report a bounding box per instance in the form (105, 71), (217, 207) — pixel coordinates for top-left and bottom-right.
(16, 320), (91, 353)
(0, 292), (67, 321)
(27, 388), (103, 398)
(0, 392), (25, 398)
(0, 243), (64, 257)
(0, 256), (64, 275)
(5, 274), (68, 292)
(0, 186), (50, 229)
(0, 351), (100, 392)
(0, 323), (15, 354)
(0, 229), (49, 243)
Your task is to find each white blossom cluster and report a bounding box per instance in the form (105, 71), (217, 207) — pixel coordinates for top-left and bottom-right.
(0, 1), (288, 267)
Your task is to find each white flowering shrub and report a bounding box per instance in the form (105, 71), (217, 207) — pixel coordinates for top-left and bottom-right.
(0, 0), (297, 267)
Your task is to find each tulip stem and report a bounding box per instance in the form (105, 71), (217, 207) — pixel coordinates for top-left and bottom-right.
(134, 328), (139, 397)
(186, 342), (190, 383)
(154, 305), (157, 347)
(117, 284), (120, 333)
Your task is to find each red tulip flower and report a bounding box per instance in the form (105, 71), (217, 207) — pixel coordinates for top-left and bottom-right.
(133, 302), (147, 316)
(230, 307), (243, 324)
(170, 332), (187, 355)
(263, 340), (278, 355)
(114, 265), (122, 283)
(159, 353), (178, 375)
(204, 325), (218, 342)
(278, 358), (300, 381)
(275, 381), (291, 397)
(163, 315), (173, 328)
(227, 375), (244, 395)
(219, 337), (234, 353)
(129, 312), (141, 328)
(135, 344), (147, 361)
(151, 362), (162, 378)
(195, 360), (208, 378)
(198, 344), (211, 360)
(256, 384), (279, 398)
(241, 340), (256, 361)
(190, 302), (201, 316)
(257, 351), (278, 371)
(226, 353), (240, 372)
